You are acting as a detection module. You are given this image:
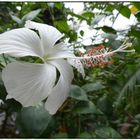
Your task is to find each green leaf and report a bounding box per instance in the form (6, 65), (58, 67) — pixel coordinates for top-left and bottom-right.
(135, 11), (140, 22)
(120, 6), (131, 19)
(55, 20), (69, 33)
(133, 39), (140, 53)
(94, 126), (122, 138)
(97, 95), (113, 116)
(69, 31), (77, 42)
(80, 30), (84, 36)
(52, 133), (68, 138)
(102, 26), (116, 34)
(78, 132), (92, 138)
(68, 12), (87, 21)
(81, 11), (94, 24)
(116, 66), (140, 105)
(82, 81), (104, 92)
(133, 2), (140, 10)
(82, 11), (94, 18)
(134, 114), (140, 120)
(105, 4), (114, 12)
(69, 85), (88, 101)
(128, 28), (140, 39)
(54, 3), (63, 10)
(22, 9), (41, 21)
(16, 105), (52, 138)
(6, 99), (22, 112)
(73, 101), (102, 114)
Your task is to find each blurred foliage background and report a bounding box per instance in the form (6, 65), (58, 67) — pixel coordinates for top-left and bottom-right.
(0, 2), (140, 138)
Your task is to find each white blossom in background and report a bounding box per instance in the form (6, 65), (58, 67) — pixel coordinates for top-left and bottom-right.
(0, 21), (134, 115)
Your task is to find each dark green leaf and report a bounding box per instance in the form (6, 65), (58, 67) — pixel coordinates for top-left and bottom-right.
(134, 114), (140, 120)
(82, 81), (104, 92)
(133, 39), (140, 53)
(69, 31), (77, 42)
(133, 2), (140, 10)
(52, 133), (68, 138)
(102, 26), (116, 34)
(16, 105), (52, 138)
(80, 30), (84, 36)
(128, 29), (140, 39)
(78, 132), (92, 138)
(120, 6), (131, 19)
(69, 85), (88, 101)
(73, 101), (102, 114)
(68, 12), (87, 21)
(94, 126), (122, 138)
(97, 95), (113, 116)
(135, 11), (140, 22)
(82, 11), (94, 18)
(116, 66), (140, 105)
(6, 99), (22, 112)
(54, 3), (63, 10)
(105, 4), (114, 12)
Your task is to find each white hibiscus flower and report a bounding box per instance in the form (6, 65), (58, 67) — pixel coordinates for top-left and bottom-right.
(0, 21), (84, 115)
(0, 21), (134, 114)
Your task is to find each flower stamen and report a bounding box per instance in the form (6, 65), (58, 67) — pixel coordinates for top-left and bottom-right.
(80, 45), (114, 68)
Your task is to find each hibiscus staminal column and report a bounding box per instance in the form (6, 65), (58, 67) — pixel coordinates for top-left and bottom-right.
(81, 45), (114, 68)
(70, 41), (134, 68)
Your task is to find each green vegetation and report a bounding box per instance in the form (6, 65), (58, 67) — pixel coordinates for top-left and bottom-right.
(0, 2), (140, 138)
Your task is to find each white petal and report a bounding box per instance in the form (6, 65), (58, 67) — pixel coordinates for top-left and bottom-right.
(0, 28), (43, 57)
(45, 60), (74, 114)
(48, 42), (85, 77)
(48, 42), (74, 59)
(25, 20), (63, 53)
(2, 62), (56, 106)
(68, 58), (85, 78)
